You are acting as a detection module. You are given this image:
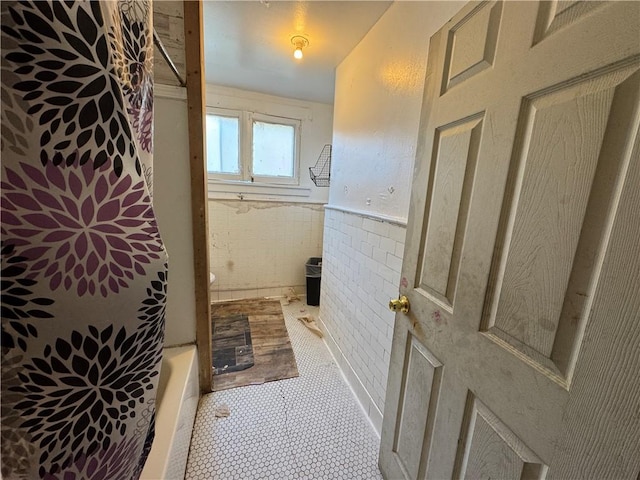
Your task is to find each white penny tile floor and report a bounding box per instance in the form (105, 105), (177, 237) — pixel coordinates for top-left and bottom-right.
(185, 299), (383, 480)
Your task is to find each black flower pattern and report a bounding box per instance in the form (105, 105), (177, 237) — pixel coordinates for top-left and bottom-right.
(108, 5), (153, 153)
(1, 1), (139, 176)
(119, 0), (150, 24)
(1, 241), (52, 351)
(137, 268), (167, 363)
(9, 320), (163, 476)
(138, 266), (168, 324)
(135, 412), (156, 478)
(109, 9), (152, 111)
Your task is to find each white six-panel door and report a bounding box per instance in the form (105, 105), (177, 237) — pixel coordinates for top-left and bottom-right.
(379, 1), (640, 478)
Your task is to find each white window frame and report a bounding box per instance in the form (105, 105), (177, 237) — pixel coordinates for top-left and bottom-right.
(205, 107), (243, 181)
(206, 107), (301, 186)
(249, 112), (301, 186)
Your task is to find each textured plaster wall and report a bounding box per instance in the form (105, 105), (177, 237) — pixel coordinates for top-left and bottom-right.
(329, 1), (464, 222)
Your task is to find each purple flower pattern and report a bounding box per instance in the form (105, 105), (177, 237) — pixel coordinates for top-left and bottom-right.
(1, 158), (163, 297)
(43, 435), (142, 480)
(131, 107), (153, 153)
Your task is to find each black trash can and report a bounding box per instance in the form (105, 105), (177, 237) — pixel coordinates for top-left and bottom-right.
(305, 257), (322, 306)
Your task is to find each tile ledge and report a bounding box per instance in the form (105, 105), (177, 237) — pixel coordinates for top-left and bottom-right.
(324, 205), (407, 227)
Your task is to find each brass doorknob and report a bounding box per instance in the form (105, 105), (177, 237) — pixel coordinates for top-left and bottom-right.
(389, 295), (410, 314)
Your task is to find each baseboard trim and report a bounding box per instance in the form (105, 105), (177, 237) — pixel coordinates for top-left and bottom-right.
(317, 315), (383, 436)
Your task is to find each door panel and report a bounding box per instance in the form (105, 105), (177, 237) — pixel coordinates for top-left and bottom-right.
(533, 1), (606, 44)
(419, 114), (483, 306)
(392, 336), (442, 479)
(453, 394), (547, 480)
(380, 1), (640, 479)
(482, 65), (640, 385)
(443, 1), (503, 92)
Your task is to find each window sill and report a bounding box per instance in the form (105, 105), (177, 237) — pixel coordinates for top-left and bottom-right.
(207, 179), (312, 202)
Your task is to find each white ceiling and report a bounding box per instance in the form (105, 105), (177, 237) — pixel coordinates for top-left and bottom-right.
(203, 1), (392, 104)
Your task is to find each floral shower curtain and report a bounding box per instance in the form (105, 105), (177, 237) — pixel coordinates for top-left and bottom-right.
(1, 1), (167, 478)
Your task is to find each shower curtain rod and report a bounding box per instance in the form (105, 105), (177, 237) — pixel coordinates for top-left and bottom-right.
(153, 28), (187, 87)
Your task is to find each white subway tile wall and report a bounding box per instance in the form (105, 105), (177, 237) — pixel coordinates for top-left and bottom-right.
(319, 208), (406, 432)
(208, 201), (324, 300)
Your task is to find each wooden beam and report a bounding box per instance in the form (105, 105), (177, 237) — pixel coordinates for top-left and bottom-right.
(183, 0), (211, 393)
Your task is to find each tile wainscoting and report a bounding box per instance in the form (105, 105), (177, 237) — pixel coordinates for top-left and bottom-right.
(319, 206), (406, 433)
(208, 200), (324, 301)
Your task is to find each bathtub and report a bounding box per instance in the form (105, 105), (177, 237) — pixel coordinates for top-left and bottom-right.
(141, 345), (199, 480)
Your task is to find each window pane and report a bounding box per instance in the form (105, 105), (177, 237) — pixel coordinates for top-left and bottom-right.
(206, 114), (239, 174)
(252, 121), (295, 177)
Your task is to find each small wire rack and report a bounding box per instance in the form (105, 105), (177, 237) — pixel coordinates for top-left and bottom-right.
(309, 144), (331, 187)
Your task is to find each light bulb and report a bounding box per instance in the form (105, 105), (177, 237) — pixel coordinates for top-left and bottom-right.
(291, 36), (308, 60)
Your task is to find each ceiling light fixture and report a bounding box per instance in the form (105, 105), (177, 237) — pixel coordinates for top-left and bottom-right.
(291, 35), (309, 60)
